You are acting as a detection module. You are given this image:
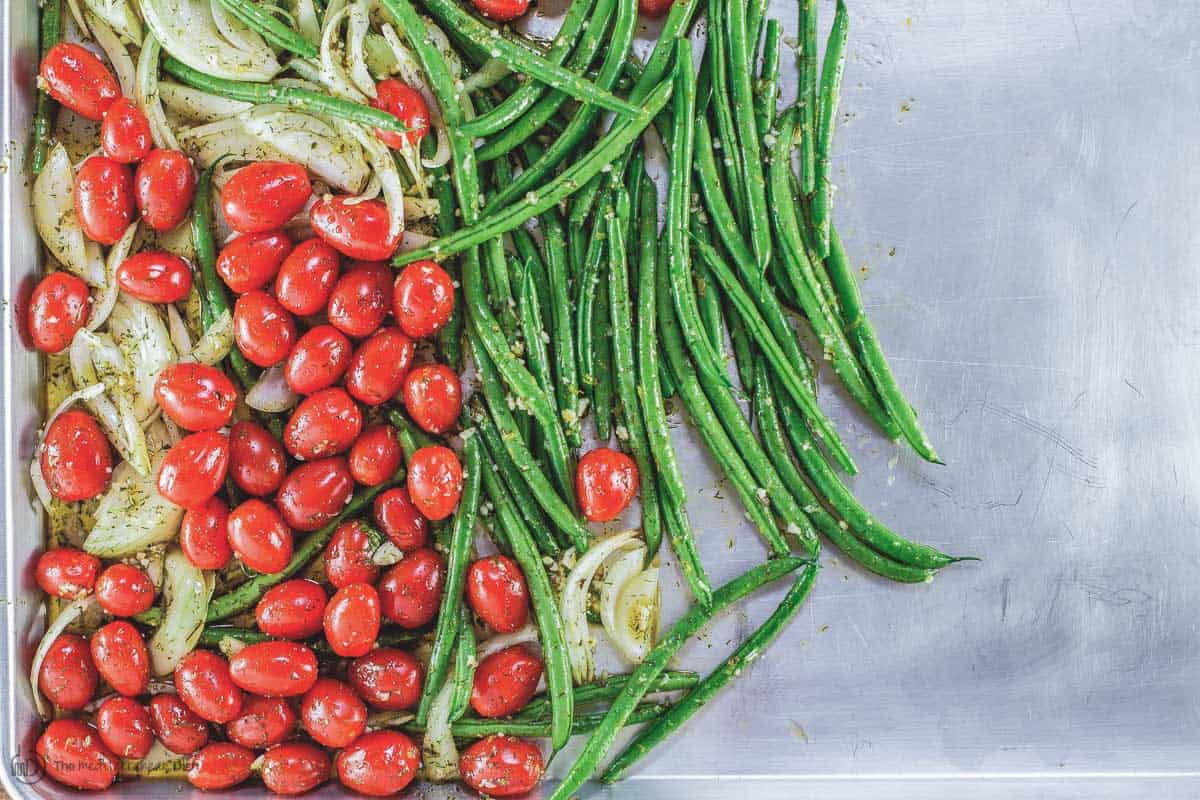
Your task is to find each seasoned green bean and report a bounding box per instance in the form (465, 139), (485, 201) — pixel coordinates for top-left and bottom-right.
(799, 0), (819, 193)
(725, 0), (772, 271)
(216, 0), (317, 57)
(812, 0), (849, 257)
(756, 19), (782, 139)
(516, 671), (699, 722)
(31, 0), (61, 175)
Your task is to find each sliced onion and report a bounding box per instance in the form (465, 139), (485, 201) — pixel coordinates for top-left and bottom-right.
(597, 544), (646, 649)
(85, 441), (183, 557)
(292, 0), (320, 46)
(319, 4), (367, 102)
(396, 229), (433, 255)
(422, 669), (459, 782)
(560, 530), (640, 683)
(378, 24), (449, 169)
(33, 144), (105, 286)
(366, 710), (414, 729)
(158, 80), (253, 124)
(29, 383), (106, 512)
(180, 309), (233, 366)
(140, 0), (281, 82)
(609, 565), (660, 665)
(476, 624), (539, 659)
(31, 595), (98, 718)
(462, 57), (510, 94)
(89, 221), (137, 331)
(209, 0), (265, 55)
(149, 547), (209, 676)
(346, 0), (376, 99)
(85, 11), (136, 95)
(403, 196), (439, 221)
(343, 122), (405, 241)
(130, 740), (190, 778)
(69, 329), (152, 475)
(135, 32), (180, 151)
(166, 303), (192, 354)
(217, 636), (248, 658)
(245, 364), (299, 413)
(109, 295), (177, 421)
(66, 0), (91, 35)
(371, 541), (404, 566)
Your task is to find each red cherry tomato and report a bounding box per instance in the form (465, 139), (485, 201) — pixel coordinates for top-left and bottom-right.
(35, 546), (101, 598)
(274, 237), (341, 316)
(344, 327), (414, 406)
(225, 695), (297, 750)
(348, 424), (402, 485)
(576, 446), (639, 522)
(99, 97), (152, 163)
(349, 648), (423, 711)
(378, 548), (444, 628)
(115, 250), (193, 303)
(638, 0), (675, 18)
(74, 155), (134, 245)
(275, 456), (354, 532)
(300, 677), (367, 748)
(256, 579), (327, 640)
(372, 487), (429, 551)
(154, 362), (237, 431)
(187, 742), (255, 791)
(459, 734), (545, 797)
(227, 498), (294, 573)
(327, 261), (393, 338)
(216, 230), (292, 294)
(38, 632), (98, 710)
(148, 693), (209, 755)
(157, 430), (229, 508)
(90, 620), (150, 697)
(135, 149), (196, 231)
(336, 730), (422, 797)
(174, 649), (244, 723)
(228, 421), (287, 497)
(310, 197), (401, 261)
(28, 271), (90, 353)
(469, 0), (531, 22)
(229, 641), (319, 698)
(406, 445), (463, 521)
(95, 696), (154, 759)
(221, 162), (313, 234)
(180, 496), (233, 569)
(36, 719), (119, 791)
(323, 583), (381, 658)
(260, 742), (330, 796)
(95, 563), (156, 617)
(40, 408), (112, 501)
(233, 290), (297, 367)
(467, 555), (530, 634)
(283, 388), (362, 460)
(402, 363), (462, 434)
(39, 43), (119, 120)
(392, 260), (455, 338)
(323, 520), (381, 589)
(284, 324), (352, 395)
(470, 645), (543, 718)
(370, 80), (430, 150)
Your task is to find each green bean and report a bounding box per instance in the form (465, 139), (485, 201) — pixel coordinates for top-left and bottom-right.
(799, 0), (819, 194)
(539, 208), (583, 447)
(725, 0), (772, 271)
(517, 262), (555, 409)
(812, 0), (849, 258)
(215, 0), (317, 57)
(755, 19), (782, 139)
(515, 671), (699, 722)
(432, 169), (464, 371)
(574, 188), (610, 420)
(727, 291), (757, 393)
(509, 223), (549, 325)
(449, 605), (477, 722)
(693, 253), (726, 356)
(31, 0), (61, 175)
(196, 625), (423, 650)
(548, 556), (813, 799)
(386, 410), (439, 453)
(592, 265), (616, 441)
(746, 0), (770, 60)
(603, 562), (819, 781)
(399, 701), (671, 741)
(705, 0), (749, 231)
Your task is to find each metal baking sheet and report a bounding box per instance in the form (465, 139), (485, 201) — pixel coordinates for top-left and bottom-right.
(6, 0), (1200, 797)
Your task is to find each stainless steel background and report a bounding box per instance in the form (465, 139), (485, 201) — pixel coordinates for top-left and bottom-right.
(6, 0), (1200, 797)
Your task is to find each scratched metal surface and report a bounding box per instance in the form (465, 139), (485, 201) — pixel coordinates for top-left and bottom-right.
(5, 0), (1200, 798)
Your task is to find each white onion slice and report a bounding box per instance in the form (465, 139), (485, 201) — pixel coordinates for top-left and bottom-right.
(149, 547), (209, 676)
(33, 144), (105, 286)
(476, 624), (539, 659)
(371, 541), (404, 566)
(88, 221), (137, 331)
(598, 544), (646, 652)
(166, 303), (193, 354)
(396, 230), (433, 255)
(158, 80), (253, 124)
(610, 565), (660, 665)
(140, 0), (281, 82)
(85, 12), (136, 95)
(30, 595), (98, 718)
(135, 33), (180, 151)
(422, 669), (459, 782)
(245, 364), (299, 413)
(346, 0), (376, 99)
(560, 530), (640, 683)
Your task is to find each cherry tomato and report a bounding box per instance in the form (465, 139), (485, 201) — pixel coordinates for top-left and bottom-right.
(459, 734), (545, 797)
(349, 648), (422, 711)
(187, 742), (255, 791)
(469, 0), (530, 22)
(348, 424), (402, 485)
(216, 230), (292, 294)
(370, 79), (430, 149)
(35, 546), (101, 599)
(148, 693), (209, 755)
(99, 97), (152, 162)
(275, 457), (354, 532)
(638, 0), (675, 17)
(406, 445), (463, 521)
(157, 430), (230, 508)
(344, 327), (414, 406)
(40, 408), (112, 501)
(256, 579), (327, 639)
(90, 620), (150, 697)
(225, 695), (297, 750)
(95, 696), (154, 759)
(284, 324), (352, 395)
(115, 250), (193, 303)
(323, 520), (381, 588)
(227, 498), (294, 573)
(372, 487), (428, 551)
(28, 271), (90, 353)
(36, 719), (119, 791)
(38, 42), (118, 120)
(467, 555), (530, 634)
(402, 363), (462, 434)
(392, 260), (455, 338)
(180, 496), (233, 569)
(260, 742), (330, 796)
(221, 162), (313, 234)
(310, 197), (401, 261)
(323, 583), (381, 658)
(274, 237), (341, 316)
(336, 730), (421, 797)
(300, 677), (367, 748)
(576, 446), (639, 522)
(135, 149), (196, 231)
(74, 155), (134, 245)
(283, 388), (362, 460)
(228, 420), (287, 497)
(38, 632), (98, 710)
(154, 362), (237, 431)
(378, 548), (445, 628)
(233, 290), (298, 367)
(327, 261), (393, 338)
(470, 644), (543, 718)
(229, 641), (319, 698)
(94, 563), (156, 617)
(175, 649), (244, 723)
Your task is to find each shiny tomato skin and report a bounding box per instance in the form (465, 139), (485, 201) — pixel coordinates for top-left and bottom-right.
(576, 446), (639, 522)
(283, 388), (362, 460)
(310, 197), (400, 261)
(228, 420), (287, 497)
(371, 80), (430, 149)
(227, 498), (294, 573)
(100, 97), (152, 163)
(28, 271), (90, 353)
(221, 162), (313, 234)
(256, 579), (327, 640)
(327, 261), (393, 338)
(260, 742), (330, 795)
(115, 250), (193, 303)
(637, 0), (674, 17)
(95, 696), (154, 759)
(134, 149), (196, 231)
(406, 445), (463, 521)
(323, 583), (381, 658)
(274, 237), (341, 316)
(187, 742), (255, 791)
(149, 693), (209, 755)
(283, 324), (352, 395)
(349, 648), (423, 711)
(38, 632), (98, 710)
(224, 695), (297, 750)
(459, 734), (545, 797)
(74, 155), (134, 245)
(470, 645), (543, 718)
(174, 649), (244, 723)
(300, 677), (367, 748)
(90, 620), (150, 697)
(392, 260), (455, 338)
(402, 363), (462, 434)
(94, 563), (156, 617)
(39, 43), (119, 120)
(154, 362), (237, 431)
(323, 520), (381, 588)
(336, 730), (422, 797)
(467, 555), (530, 634)
(233, 290), (297, 367)
(470, 0), (531, 22)
(216, 230), (292, 294)
(275, 457), (354, 532)
(229, 641), (319, 698)
(156, 430), (229, 508)
(344, 327), (414, 406)
(378, 548), (445, 628)
(35, 546), (101, 599)
(180, 496), (233, 569)
(40, 408), (112, 501)
(36, 719), (119, 791)
(372, 487), (428, 551)
(348, 424), (402, 486)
